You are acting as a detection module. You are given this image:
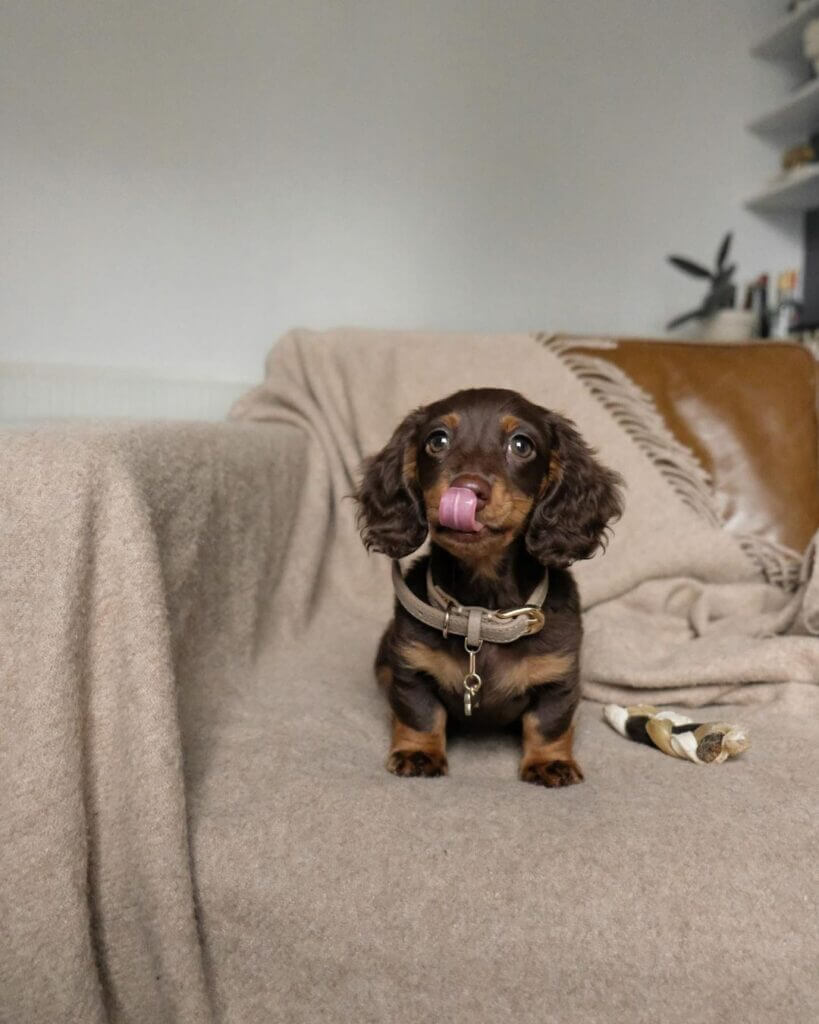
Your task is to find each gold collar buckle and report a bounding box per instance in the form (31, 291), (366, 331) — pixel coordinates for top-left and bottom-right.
(494, 605), (546, 636)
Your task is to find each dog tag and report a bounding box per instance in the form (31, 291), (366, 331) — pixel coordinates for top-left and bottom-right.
(463, 641), (482, 716)
(463, 678), (481, 716)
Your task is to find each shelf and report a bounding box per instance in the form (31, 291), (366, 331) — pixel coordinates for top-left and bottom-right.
(748, 75), (819, 136)
(744, 163), (819, 210)
(751, 0), (819, 60)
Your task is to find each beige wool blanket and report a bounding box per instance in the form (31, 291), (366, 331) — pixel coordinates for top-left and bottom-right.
(2, 328), (817, 1024)
(234, 328), (819, 706)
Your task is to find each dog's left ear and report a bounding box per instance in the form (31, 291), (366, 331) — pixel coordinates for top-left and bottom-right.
(354, 407), (428, 559)
(526, 412), (624, 568)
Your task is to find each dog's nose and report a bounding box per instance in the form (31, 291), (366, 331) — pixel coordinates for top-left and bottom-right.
(449, 474), (491, 510)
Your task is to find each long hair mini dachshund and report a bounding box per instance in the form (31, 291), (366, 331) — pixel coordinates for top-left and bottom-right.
(355, 387), (624, 786)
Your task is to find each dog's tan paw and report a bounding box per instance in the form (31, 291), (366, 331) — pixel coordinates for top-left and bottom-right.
(387, 748), (448, 778)
(520, 758), (584, 788)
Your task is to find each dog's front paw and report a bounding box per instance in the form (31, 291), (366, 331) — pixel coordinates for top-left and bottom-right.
(520, 758), (584, 788)
(387, 748), (448, 778)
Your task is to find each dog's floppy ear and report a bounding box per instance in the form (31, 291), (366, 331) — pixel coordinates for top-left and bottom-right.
(526, 412), (624, 568)
(355, 407), (428, 558)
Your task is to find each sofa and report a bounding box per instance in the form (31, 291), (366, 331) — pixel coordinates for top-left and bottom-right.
(2, 330), (817, 1024)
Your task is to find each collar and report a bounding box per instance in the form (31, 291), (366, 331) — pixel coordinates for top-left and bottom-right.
(391, 559), (549, 649)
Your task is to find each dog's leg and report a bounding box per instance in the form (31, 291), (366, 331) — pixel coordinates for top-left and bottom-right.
(520, 680), (583, 787)
(382, 665), (448, 778)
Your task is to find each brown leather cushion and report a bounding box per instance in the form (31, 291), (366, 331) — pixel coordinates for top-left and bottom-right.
(572, 339), (819, 554)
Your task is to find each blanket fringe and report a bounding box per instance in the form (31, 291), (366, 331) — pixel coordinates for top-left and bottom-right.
(535, 333), (802, 590)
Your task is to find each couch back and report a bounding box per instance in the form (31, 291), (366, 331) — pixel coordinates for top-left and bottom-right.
(573, 339), (819, 553)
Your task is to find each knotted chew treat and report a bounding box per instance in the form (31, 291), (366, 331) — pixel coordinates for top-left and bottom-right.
(438, 486), (483, 533)
(603, 704), (750, 765)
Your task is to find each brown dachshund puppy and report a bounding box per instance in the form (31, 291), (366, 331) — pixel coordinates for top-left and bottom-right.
(355, 388), (623, 786)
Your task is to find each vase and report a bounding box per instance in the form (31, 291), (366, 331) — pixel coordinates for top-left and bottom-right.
(699, 310), (758, 342)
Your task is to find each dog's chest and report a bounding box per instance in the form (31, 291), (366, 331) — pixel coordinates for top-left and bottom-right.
(427, 641), (528, 724)
(426, 636), (570, 712)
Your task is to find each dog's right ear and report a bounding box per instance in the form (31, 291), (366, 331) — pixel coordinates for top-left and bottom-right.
(355, 407), (428, 558)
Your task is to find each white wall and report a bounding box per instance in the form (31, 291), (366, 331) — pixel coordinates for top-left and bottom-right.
(0, 0), (802, 387)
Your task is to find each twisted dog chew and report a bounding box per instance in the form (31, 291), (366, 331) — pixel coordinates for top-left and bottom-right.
(603, 704), (750, 765)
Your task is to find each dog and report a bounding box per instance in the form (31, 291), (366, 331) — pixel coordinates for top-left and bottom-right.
(354, 387), (623, 786)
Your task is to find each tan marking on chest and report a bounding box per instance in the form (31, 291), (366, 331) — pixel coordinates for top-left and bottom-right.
(397, 639), (466, 693)
(492, 651), (575, 702)
(398, 640), (574, 703)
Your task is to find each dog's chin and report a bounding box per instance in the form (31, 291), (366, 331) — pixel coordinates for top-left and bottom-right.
(431, 523), (514, 558)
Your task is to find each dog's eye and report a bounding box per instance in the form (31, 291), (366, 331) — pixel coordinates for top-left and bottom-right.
(508, 433), (536, 459)
(425, 429), (450, 455)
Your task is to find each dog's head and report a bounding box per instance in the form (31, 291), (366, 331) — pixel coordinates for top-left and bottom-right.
(355, 387), (623, 569)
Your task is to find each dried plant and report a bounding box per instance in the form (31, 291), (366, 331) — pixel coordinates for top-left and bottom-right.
(666, 232), (736, 330)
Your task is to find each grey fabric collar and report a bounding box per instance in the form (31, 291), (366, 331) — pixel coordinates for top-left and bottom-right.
(391, 559), (549, 647)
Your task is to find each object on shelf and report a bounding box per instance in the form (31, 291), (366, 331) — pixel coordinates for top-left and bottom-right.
(665, 232), (736, 331)
(804, 17), (819, 71)
(771, 269), (802, 337)
(783, 135), (819, 169)
(745, 274), (770, 337)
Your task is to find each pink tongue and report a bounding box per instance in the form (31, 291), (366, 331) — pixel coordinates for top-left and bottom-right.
(438, 487), (482, 533)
